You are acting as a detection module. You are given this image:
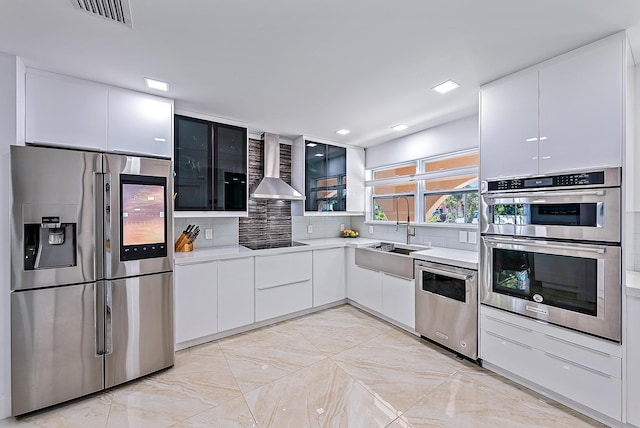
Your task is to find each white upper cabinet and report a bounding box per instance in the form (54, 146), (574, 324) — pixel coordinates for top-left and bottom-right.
(291, 136), (366, 215)
(480, 69), (539, 179)
(538, 37), (623, 174)
(26, 70), (108, 151)
(480, 32), (626, 180)
(107, 88), (173, 158)
(25, 69), (173, 158)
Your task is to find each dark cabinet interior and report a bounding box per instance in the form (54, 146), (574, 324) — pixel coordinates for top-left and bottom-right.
(305, 141), (346, 212)
(174, 115), (247, 211)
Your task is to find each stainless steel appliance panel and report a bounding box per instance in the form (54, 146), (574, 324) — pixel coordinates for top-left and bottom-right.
(104, 272), (174, 388)
(10, 145), (102, 291)
(480, 187), (621, 242)
(11, 283), (104, 415)
(103, 153), (173, 279)
(415, 261), (478, 360)
(480, 236), (621, 341)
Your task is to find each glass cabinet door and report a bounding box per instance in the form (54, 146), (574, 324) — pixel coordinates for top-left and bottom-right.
(305, 141), (346, 212)
(213, 124), (247, 211)
(174, 115), (212, 210)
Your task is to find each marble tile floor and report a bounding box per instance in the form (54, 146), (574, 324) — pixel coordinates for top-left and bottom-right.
(0, 304), (605, 428)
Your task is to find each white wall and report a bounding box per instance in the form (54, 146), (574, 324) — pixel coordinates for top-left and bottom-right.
(0, 52), (21, 419)
(365, 115), (478, 169)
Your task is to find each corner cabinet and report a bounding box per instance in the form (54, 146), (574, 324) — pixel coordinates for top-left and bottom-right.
(174, 114), (247, 213)
(312, 248), (346, 306)
(291, 136), (365, 215)
(25, 69), (173, 158)
(480, 32), (627, 180)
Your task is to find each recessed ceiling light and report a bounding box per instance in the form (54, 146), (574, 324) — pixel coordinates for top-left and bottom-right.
(306, 142), (317, 147)
(144, 77), (169, 91)
(392, 124), (408, 131)
(315, 153), (324, 157)
(335, 129), (350, 135)
(432, 80), (460, 94)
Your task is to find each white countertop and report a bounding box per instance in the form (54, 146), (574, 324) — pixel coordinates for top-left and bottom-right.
(412, 247), (478, 270)
(174, 237), (478, 269)
(627, 270), (640, 298)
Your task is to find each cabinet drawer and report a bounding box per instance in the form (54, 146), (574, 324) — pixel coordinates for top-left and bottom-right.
(480, 329), (537, 378)
(255, 252), (312, 289)
(540, 334), (621, 379)
(481, 307), (621, 378)
(255, 279), (312, 322)
(537, 351), (621, 420)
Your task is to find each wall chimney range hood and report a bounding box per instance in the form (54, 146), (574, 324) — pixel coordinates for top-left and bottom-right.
(251, 133), (305, 201)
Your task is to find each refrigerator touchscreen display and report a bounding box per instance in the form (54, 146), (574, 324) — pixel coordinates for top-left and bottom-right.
(120, 174), (167, 261)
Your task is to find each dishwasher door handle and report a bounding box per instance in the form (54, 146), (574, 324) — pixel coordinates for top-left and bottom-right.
(417, 266), (473, 281)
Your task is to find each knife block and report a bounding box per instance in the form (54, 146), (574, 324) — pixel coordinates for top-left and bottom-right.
(174, 233), (194, 252)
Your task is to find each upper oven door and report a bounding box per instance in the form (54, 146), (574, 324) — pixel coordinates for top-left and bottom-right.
(480, 187), (620, 243)
(480, 236), (621, 342)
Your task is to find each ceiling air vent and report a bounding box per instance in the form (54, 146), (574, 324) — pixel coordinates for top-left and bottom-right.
(71, 0), (133, 28)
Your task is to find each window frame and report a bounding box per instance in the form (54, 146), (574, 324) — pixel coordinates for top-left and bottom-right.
(366, 149), (479, 227)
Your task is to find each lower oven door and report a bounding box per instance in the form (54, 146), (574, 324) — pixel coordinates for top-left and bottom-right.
(415, 261), (478, 359)
(480, 236), (621, 342)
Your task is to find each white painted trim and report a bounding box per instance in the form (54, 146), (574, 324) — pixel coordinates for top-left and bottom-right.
(174, 108), (247, 128)
(174, 211), (249, 218)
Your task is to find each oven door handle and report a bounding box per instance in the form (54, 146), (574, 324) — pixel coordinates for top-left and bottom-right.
(418, 266), (473, 281)
(482, 190), (605, 200)
(483, 236), (607, 254)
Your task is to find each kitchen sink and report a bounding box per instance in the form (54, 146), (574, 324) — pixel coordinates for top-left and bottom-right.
(355, 242), (430, 279)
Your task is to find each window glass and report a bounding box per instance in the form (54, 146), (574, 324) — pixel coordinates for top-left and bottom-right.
(424, 153), (478, 172)
(425, 192), (479, 224)
(373, 196), (415, 222)
(425, 173), (478, 191)
(373, 164), (416, 180)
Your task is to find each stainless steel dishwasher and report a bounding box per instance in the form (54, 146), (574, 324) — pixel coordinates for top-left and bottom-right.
(415, 260), (478, 360)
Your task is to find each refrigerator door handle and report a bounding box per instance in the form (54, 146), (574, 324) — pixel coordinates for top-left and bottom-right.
(94, 173), (105, 281)
(105, 281), (113, 355)
(95, 281), (106, 355)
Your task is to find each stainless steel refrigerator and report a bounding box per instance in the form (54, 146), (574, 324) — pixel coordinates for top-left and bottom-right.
(10, 145), (174, 416)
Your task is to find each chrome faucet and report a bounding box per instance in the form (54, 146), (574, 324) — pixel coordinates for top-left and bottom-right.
(395, 196), (416, 244)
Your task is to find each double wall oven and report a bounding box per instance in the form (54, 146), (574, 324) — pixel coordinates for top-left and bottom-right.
(480, 168), (622, 342)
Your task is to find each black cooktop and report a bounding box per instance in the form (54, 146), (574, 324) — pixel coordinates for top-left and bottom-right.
(242, 241), (308, 251)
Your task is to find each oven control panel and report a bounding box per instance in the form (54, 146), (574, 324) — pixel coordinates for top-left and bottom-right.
(487, 171), (605, 191)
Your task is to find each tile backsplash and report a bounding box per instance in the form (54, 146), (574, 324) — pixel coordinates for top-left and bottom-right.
(291, 216), (353, 240)
(350, 216), (479, 251)
(173, 217), (239, 249)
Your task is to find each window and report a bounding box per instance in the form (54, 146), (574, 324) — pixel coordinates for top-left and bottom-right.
(423, 152), (479, 224)
(367, 150), (478, 225)
(370, 164), (416, 221)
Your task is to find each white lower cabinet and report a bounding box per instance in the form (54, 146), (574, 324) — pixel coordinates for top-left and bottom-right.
(480, 305), (622, 421)
(174, 261), (218, 344)
(627, 295), (640, 427)
(382, 273), (415, 329)
(346, 246), (382, 313)
(255, 251), (313, 322)
(218, 257), (254, 332)
(313, 248), (346, 307)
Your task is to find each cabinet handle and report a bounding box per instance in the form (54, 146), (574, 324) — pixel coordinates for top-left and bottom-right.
(543, 352), (612, 379)
(485, 330), (532, 349)
(484, 315), (533, 333)
(544, 334), (612, 358)
(256, 278), (311, 290)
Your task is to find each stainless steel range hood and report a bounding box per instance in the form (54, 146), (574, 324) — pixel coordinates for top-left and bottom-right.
(251, 133), (305, 200)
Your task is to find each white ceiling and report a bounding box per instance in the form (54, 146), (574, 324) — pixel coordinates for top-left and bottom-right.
(1, 0), (640, 148)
